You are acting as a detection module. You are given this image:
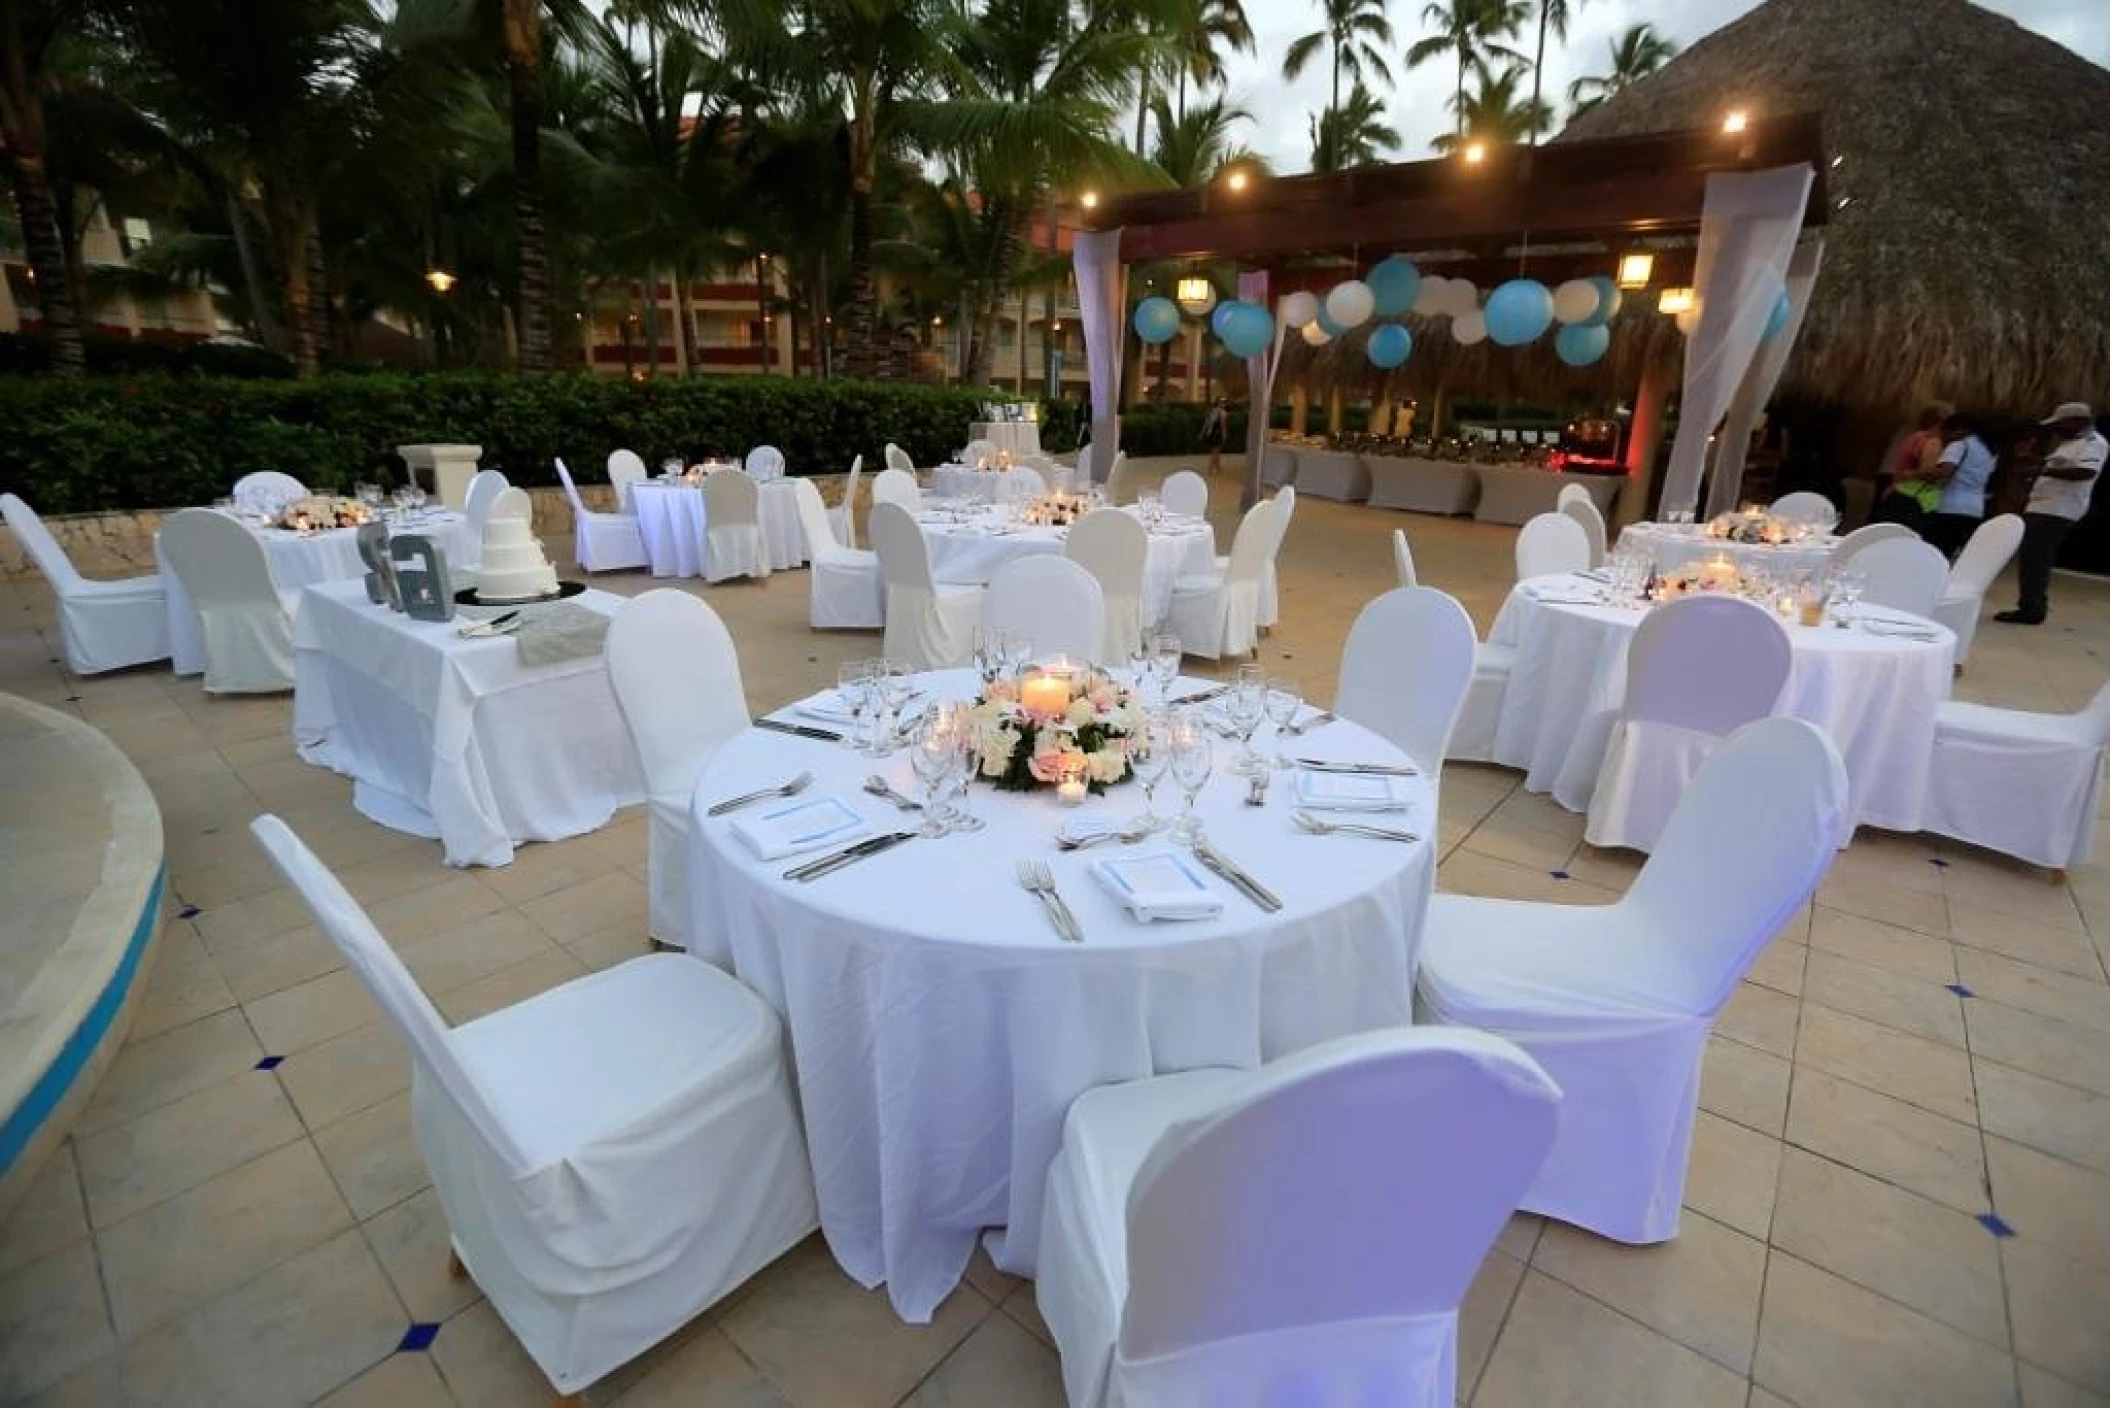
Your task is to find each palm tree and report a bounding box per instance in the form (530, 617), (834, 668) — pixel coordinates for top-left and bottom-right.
(1523, 0), (1577, 145)
(1, 1), (95, 374)
(1308, 81), (1398, 172)
(1406, 0), (1525, 138)
(1175, 0), (1255, 118)
(499, 0), (553, 371)
(1149, 93), (1261, 188)
(1567, 22), (1678, 117)
(1429, 55), (1551, 152)
(1284, 0), (1395, 140)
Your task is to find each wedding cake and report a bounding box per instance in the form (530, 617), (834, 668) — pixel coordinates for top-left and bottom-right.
(476, 487), (560, 601)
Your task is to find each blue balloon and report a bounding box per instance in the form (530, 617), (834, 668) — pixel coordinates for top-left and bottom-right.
(1555, 322), (1610, 367)
(1217, 301), (1274, 359)
(1367, 257), (1421, 318)
(1762, 286), (1792, 341)
(1133, 296), (1180, 345)
(1316, 304), (1346, 338)
(1582, 275), (1622, 327)
(1366, 323), (1412, 369)
(1209, 300), (1239, 338)
(1485, 279), (1554, 347)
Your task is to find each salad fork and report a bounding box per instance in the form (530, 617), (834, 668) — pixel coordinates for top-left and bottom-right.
(1017, 860), (1083, 942)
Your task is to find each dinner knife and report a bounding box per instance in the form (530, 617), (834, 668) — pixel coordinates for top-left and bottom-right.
(784, 831), (916, 882)
(1169, 685), (1229, 705)
(1293, 758), (1419, 776)
(1192, 841), (1283, 912)
(756, 718), (842, 742)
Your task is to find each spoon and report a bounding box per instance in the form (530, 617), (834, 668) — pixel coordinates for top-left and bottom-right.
(863, 775), (924, 811)
(1055, 822), (1154, 851)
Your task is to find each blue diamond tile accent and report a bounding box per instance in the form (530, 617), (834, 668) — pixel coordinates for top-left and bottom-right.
(1928, 857), (1950, 869)
(1549, 869), (1571, 881)
(1977, 1212), (2016, 1238)
(398, 1323), (441, 1353)
(64, 694), (81, 703)
(1946, 983), (1974, 998)
(254, 1055), (285, 1071)
(177, 904), (201, 919)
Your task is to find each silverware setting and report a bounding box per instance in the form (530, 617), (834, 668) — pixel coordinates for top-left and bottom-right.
(1054, 822), (1152, 851)
(755, 718), (842, 742)
(706, 770), (814, 818)
(1169, 685), (1229, 705)
(1282, 708), (1337, 736)
(783, 830), (917, 882)
(457, 610), (521, 639)
(1191, 834), (1283, 912)
(1293, 810), (1420, 843)
(1244, 774), (1270, 806)
(1017, 860), (1083, 942)
(1293, 757), (1419, 777)
(862, 776), (924, 811)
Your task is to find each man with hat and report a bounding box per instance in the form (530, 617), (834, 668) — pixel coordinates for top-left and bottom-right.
(1997, 402), (2107, 625)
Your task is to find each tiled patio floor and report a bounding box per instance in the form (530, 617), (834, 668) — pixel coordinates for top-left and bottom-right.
(4, 475), (2109, 1406)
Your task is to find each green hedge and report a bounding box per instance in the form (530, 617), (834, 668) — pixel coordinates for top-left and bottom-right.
(0, 372), (1031, 514)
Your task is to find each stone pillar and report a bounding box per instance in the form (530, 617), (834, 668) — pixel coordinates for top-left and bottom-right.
(1289, 384), (1309, 436)
(1617, 364), (1674, 532)
(397, 444), (484, 509)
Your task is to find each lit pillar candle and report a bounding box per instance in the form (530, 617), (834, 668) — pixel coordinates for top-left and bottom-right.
(1019, 670), (1072, 718)
(1699, 554), (1739, 590)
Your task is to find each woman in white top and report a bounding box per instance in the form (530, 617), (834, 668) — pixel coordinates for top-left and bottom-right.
(1924, 412), (1996, 558)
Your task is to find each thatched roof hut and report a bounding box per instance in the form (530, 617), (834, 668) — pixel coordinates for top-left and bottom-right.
(1561, 0), (2110, 420)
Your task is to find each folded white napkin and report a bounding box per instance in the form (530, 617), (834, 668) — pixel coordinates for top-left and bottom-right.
(1092, 850), (1223, 922)
(792, 689), (860, 726)
(731, 795), (871, 861)
(1294, 769), (1413, 813)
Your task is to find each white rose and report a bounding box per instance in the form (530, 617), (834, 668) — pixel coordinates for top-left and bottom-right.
(1065, 696), (1099, 728)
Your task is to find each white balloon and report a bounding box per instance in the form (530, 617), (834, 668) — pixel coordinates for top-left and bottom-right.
(1444, 279), (1481, 319)
(1300, 320), (1333, 346)
(1325, 279), (1375, 330)
(1452, 309), (1488, 346)
(1553, 278), (1601, 325)
(1413, 275), (1451, 318)
(1280, 291), (1319, 328)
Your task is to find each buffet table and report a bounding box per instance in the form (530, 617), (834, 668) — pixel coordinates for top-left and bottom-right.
(1363, 456), (1481, 515)
(683, 669), (1433, 1320)
(1616, 522), (1836, 579)
(968, 421), (1041, 457)
(628, 477), (806, 577)
(1472, 467), (1622, 525)
(291, 580), (644, 867)
(1260, 443), (1300, 488)
(1292, 449), (1372, 502)
(917, 506), (1215, 628)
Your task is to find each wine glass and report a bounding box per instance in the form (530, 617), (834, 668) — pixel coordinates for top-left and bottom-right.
(941, 705), (985, 832)
(1123, 634), (1152, 694)
(1149, 632), (1182, 705)
(1831, 571), (1866, 628)
(1167, 716), (1214, 843)
(837, 659), (877, 752)
(972, 627), (1003, 686)
(1125, 711), (1171, 833)
(1263, 676), (1302, 768)
(910, 717), (958, 838)
(1223, 676), (1266, 776)
(999, 630), (1034, 680)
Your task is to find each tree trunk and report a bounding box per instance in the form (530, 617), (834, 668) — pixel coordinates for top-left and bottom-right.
(672, 264), (694, 376)
(1456, 48), (1467, 135)
(840, 182), (879, 378)
(226, 191), (282, 350)
(270, 202), (320, 378)
(1133, 76), (1149, 153)
(965, 210), (1023, 389)
(642, 266), (661, 375)
(503, 0), (551, 373)
(1529, 3), (1549, 145)
(304, 227), (331, 367)
(4, 148), (85, 375)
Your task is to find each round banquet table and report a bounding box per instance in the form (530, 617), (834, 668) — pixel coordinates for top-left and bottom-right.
(1616, 521), (1836, 579)
(157, 509), (473, 677)
(1487, 572), (1956, 832)
(683, 669), (1434, 1322)
(628, 477), (806, 577)
(916, 506), (1216, 630)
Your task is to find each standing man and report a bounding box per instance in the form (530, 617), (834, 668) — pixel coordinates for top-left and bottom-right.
(1997, 402), (2108, 625)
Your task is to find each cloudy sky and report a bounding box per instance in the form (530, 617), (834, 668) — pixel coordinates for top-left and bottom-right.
(1215, 0), (2110, 170)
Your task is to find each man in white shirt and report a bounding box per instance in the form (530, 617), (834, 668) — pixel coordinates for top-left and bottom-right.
(1998, 402), (2107, 625)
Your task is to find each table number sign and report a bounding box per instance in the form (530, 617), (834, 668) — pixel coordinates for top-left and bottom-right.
(355, 522), (401, 610)
(390, 535), (455, 622)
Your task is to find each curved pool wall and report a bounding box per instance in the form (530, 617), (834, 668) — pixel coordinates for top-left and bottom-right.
(0, 693), (167, 1220)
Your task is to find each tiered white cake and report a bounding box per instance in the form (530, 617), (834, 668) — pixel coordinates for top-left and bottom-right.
(476, 487), (560, 601)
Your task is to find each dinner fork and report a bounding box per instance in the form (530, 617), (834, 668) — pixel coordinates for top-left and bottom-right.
(1292, 810), (1420, 844)
(706, 770), (814, 818)
(1017, 860), (1083, 942)
(1055, 821), (1153, 851)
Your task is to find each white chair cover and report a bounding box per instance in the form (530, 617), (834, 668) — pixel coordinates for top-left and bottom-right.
(1, 493), (169, 674)
(702, 470), (771, 583)
(1560, 495), (1609, 569)
(1586, 595), (1793, 853)
(884, 442), (915, 474)
(744, 445), (786, 482)
(1335, 587), (1478, 771)
(607, 591), (750, 951)
(870, 501), (981, 668)
(460, 470), (512, 569)
(984, 556), (1105, 663)
(1104, 451), (1134, 505)
(605, 449), (648, 506)
(792, 479), (883, 629)
(999, 465), (1047, 502)
(1066, 508), (1149, 662)
(159, 508), (294, 692)
(962, 438), (998, 466)
(1933, 514), (2023, 665)
(231, 471), (308, 516)
(1257, 485), (1294, 628)
(1850, 536), (1948, 618)
(1446, 640), (1513, 763)
(1770, 490), (1835, 524)
(1514, 512), (1591, 581)
(1159, 471), (1208, 518)
(1924, 683), (2110, 870)
(248, 815), (817, 1396)
(870, 467), (922, 517)
(1555, 482), (1591, 511)
(1167, 499), (1275, 660)
(831, 455), (865, 550)
(1828, 521), (1914, 569)
(1392, 528), (1417, 588)
(1036, 1028), (1560, 1408)
(553, 458), (647, 573)
(1418, 718), (1849, 1243)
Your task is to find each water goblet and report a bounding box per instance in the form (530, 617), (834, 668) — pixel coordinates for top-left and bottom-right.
(1223, 676), (1266, 776)
(941, 706), (986, 832)
(1149, 632), (1182, 704)
(1830, 571), (1865, 628)
(1125, 711), (1172, 833)
(1263, 677), (1302, 767)
(910, 718), (958, 838)
(1166, 716), (1214, 843)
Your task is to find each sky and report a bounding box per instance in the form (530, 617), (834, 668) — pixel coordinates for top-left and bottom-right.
(1215, 0), (2110, 171)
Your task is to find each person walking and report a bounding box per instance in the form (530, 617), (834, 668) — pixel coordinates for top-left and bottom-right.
(1923, 411), (1995, 558)
(1997, 401), (2108, 625)
(1200, 397), (1230, 477)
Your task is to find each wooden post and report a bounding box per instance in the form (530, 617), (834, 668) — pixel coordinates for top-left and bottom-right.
(1289, 383), (1309, 436)
(1617, 362), (1674, 532)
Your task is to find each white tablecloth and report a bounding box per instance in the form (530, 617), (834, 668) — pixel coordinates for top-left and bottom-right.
(683, 669), (1432, 1321)
(1473, 467), (1621, 525)
(969, 421), (1041, 456)
(159, 510), (474, 676)
(1363, 456), (1480, 515)
(1291, 449), (1372, 502)
(291, 580), (644, 867)
(1487, 573), (1954, 832)
(918, 507), (1215, 630)
(1616, 522), (1836, 580)
(628, 479), (806, 577)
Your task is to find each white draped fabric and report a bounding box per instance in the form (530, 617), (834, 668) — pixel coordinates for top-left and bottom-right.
(1706, 236), (1826, 518)
(628, 480), (805, 577)
(917, 507), (1213, 632)
(1239, 270), (1286, 513)
(683, 670), (1433, 1322)
(1074, 229), (1126, 484)
(1660, 166), (1815, 520)
(292, 580), (644, 867)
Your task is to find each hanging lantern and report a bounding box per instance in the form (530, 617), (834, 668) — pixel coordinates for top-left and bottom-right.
(1175, 275), (1217, 318)
(1657, 287), (1697, 316)
(1616, 252), (1655, 289)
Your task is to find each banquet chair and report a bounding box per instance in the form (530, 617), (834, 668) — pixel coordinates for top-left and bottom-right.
(1849, 536), (1948, 618)
(460, 469), (512, 569)
(1391, 528), (1418, 587)
(248, 815), (817, 1400)
(1828, 521), (1914, 570)
(1104, 451), (1135, 505)
(884, 442), (915, 474)
(1770, 490), (1836, 524)
(1334, 587), (1478, 771)
(744, 445), (786, 481)
(1, 493), (170, 675)
(1933, 514), (2024, 667)
(605, 449), (649, 509)
(1159, 470), (1208, 519)
(231, 470), (307, 516)
(553, 458), (647, 574)
(1560, 494), (1609, 569)
(1257, 485), (1295, 629)
(1922, 680), (2110, 877)
(1035, 1028), (1560, 1408)
(1418, 717), (1848, 1243)
(962, 437), (998, 466)
(1514, 512), (1591, 581)
(1067, 508), (1149, 662)
(870, 467), (922, 517)
(608, 590), (752, 951)
(159, 508), (296, 693)
(1000, 465), (1047, 502)
(870, 501), (982, 669)
(831, 455), (865, 549)
(791, 479), (882, 629)
(1585, 595), (1792, 854)
(701, 470), (771, 584)
(1556, 482), (1591, 511)
(984, 557), (1105, 663)
(1167, 499), (1276, 660)
(1446, 637), (1513, 763)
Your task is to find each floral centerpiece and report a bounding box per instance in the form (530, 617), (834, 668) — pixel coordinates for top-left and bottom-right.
(275, 496), (373, 532)
(967, 662), (1141, 793)
(1019, 491), (1089, 527)
(1705, 509), (1792, 545)
(1653, 555), (1743, 598)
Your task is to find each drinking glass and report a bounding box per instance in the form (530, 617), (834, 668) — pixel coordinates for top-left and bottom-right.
(1137, 492), (1162, 529)
(1149, 632), (1182, 704)
(1264, 677), (1302, 767)
(1831, 571), (1865, 628)
(972, 627), (1003, 686)
(1167, 717), (1214, 842)
(1125, 711), (1172, 832)
(1223, 676), (1266, 776)
(999, 630), (1034, 680)
(910, 718), (958, 838)
(941, 706), (985, 831)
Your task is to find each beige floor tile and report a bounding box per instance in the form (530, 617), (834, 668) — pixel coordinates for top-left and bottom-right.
(717, 1238), (991, 1408)
(565, 921), (656, 973)
(1944, 872), (2086, 935)
(428, 1300), (559, 1402)
(360, 1188), (484, 1324)
(10, 1353), (127, 1408)
(328, 848), (465, 910)
(1755, 1251), (2018, 1408)
(1793, 1002), (1978, 1124)
(314, 1094), (430, 1221)
(1968, 1000), (2110, 1098)
(98, 1139), (353, 1340)
(172, 851), (290, 912)
(1947, 900), (2104, 980)
(902, 1310), (1064, 1407)
(2003, 1237), (2110, 1394)
(75, 1070), (305, 1228)
(1814, 872), (1949, 939)
(363, 873), (508, 947)
(1745, 939), (1806, 998)
(1716, 982), (1800, 1059)
(191, 885), (316, 954)
(278, 1019), (411, 1129)
(1808, 907), (1959, 985)
(1473, 1270), (1746, 1408)
(607, 1321), (787, 1406)
(959, 1245), (1022, 1305)
(129, 930), (239, 1041)
(0, 1144), (88, 1277)
(1494, 1212), (1545, 1261)
(316, 1350), (457, 1408)
(1956, 949), (2110, 1035)
(433, 949), (590, 1025)
(1001, 1281), (1052, 1349)
(395, 910), (561, 995)
(1684, 1110), (1782, 1240)
(518, 870), (650, 944)
(77, 1008), (263, 1135)
(1699, 1035), (1791, 1137)
(1974, 1059), (2110, 1177)
(0, 1240), (115, 1402)
(1784, 1068), (1988, 1213)
(1456, 1248), (1525, 1401)
(2018, 1362), (2110, 1408)
(1986, 1137), (2110, 1270)
(244, 967), (380, 1055)
(210, 922), (342, 1004)
(1802, 951), (1967, 1047)
(475, 835), (622, 907)
(1534, 1214), (1766, 1374)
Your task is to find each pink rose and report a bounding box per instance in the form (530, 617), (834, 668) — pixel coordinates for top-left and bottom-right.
(1086, 687), (1117, 713)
